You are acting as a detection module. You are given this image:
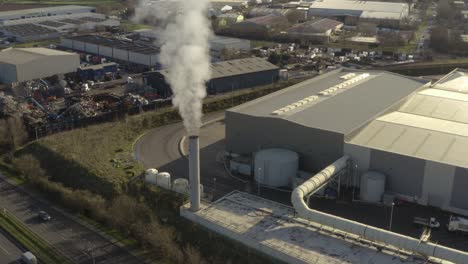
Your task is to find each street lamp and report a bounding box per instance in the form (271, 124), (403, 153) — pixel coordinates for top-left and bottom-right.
(389, 202), (395, 231)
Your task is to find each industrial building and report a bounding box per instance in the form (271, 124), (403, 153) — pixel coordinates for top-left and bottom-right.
(0, 23), (60, 42)
(0, 48), (79, 84)
(1, 13), (119, 34)
(284, 18), (343, 44)
(308, 0), (410, 28)
(133, 29), (250, 59)
(61, 35), (160, 68)
(225, 68), (468, 216)
(228, 14), (290, 39)
(143, 57), (279, 97)
(209, 36), (251, 58)
(0, 5), (96, 22)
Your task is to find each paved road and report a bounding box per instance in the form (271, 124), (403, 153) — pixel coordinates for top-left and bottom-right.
(0, 229), (23, 264)
(0, 177), (141, 264)
(134, 111), (248, 199)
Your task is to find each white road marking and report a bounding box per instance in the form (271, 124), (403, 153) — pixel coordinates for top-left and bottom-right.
(0, 243), (10, 255)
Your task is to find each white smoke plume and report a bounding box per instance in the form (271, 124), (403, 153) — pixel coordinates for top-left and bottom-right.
(133, 0), (212, 136)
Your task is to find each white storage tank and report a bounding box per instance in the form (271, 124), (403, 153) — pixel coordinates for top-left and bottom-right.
(145, 169), (158, 185)
(360, 171), (385, 203)
(156, 172), (171, 190)
(254, 148), (299, 187)
(172, 178), (189, 195)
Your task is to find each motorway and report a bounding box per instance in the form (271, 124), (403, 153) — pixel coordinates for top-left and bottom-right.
(0, 228), (23, 264)
(0, 177), (141, 264)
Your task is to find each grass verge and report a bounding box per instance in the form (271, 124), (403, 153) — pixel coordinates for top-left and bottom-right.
(0, 210), (72, 264)
(78, 214), (138, 248)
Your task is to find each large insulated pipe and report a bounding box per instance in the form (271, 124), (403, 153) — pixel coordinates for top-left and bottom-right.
(292, 156), (468, 264)
(189, 136), (200, 212)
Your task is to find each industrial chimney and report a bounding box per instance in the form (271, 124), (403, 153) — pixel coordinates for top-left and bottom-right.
(189, 136), (200, 211)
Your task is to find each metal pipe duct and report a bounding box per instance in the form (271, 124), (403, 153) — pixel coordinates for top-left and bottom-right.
(291, 156), (468, 264)
(189, 136), (200, 212)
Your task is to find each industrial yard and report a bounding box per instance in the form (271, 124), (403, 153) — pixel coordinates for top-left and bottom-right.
(0, 0), (468, 264)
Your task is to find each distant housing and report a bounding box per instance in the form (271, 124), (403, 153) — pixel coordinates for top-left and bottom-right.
(143, 57), (279, 98)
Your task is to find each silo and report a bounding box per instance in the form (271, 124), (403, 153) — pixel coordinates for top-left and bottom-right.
(360, 171), (385, 202)
(173, 178), (189, 195)
(145, 168), (158, 185)
(156, 172), (171, 190)
(254, 148), (299, 187)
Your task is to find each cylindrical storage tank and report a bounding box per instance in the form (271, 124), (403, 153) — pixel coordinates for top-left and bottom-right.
(172, 178), (189, 195)
(254, 148), (299, 187)
(145, 169), (158, 185)
(361, 171), (385, 202)
(156, 172), (171, 190)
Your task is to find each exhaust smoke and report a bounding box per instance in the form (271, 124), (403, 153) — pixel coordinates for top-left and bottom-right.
(133, 0), (212, 211)
(133, 0), (212, 136)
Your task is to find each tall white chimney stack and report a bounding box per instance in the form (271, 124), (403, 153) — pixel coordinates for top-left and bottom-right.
(189, 136), (200, 211)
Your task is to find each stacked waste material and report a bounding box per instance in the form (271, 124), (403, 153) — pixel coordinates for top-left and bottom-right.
(0, 93), (28, 119)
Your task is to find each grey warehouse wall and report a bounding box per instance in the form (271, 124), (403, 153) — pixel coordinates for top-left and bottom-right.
(369, 149), (425, 198)
(0, 63), (17, 84)
(226, 111), (344, 172)
(208, 70), (278, 94)
(451, 168), (468, 210)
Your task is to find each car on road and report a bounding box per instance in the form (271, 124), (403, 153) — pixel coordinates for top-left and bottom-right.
(38, 211), (51, 221)
(21, 251), (37, 264)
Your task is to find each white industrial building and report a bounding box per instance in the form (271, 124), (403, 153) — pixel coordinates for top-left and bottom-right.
(308, 0), (410, 28)
(226, 68), (468, 217)
(61, 35), (160, 67)
(134, 29), (250, 59)
(0, 48), (79, 84)
(0, 5), (96, 22)
(1, 13), (119, 34)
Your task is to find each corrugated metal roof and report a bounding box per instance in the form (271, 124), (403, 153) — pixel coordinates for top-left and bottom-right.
(159, 57), (278, 79)
(348, 69), (468, 169)
(309, 0), (409, 19)
(0, 48), (76, 65)
(230, 68), (427, 134)
(0, 5), (93, 18)
(288, 18), (343, 34)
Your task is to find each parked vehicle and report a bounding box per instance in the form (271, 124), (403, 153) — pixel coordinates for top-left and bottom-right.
(38, 210), (51, 221)
(447, 215), (468, 233)
(413, 217), (440, 228)
(21, 252), (37, 264)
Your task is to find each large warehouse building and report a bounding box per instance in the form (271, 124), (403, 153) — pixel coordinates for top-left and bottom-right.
(61, 35), (160, 68)
(143, 57), (279, 98)
(0, 48), (79, 84)
(226, 68), (468, 216)
(0, 5), (96, 22)
(308, 0), (410, 28)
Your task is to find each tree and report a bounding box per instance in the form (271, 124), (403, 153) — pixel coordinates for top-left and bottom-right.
(437, 0), (452, 21)
(268, 52), (280, 65)
(430, 26), (449, 52)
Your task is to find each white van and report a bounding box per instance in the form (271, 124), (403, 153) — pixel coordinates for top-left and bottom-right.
(21, 252), (37, 264)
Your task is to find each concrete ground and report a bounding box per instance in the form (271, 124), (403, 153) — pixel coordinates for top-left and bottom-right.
(0, 229), (23, 264)
(0, 177), (141, 264)
(134, 111), (249, 200)
(133, 111), (468, 253)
